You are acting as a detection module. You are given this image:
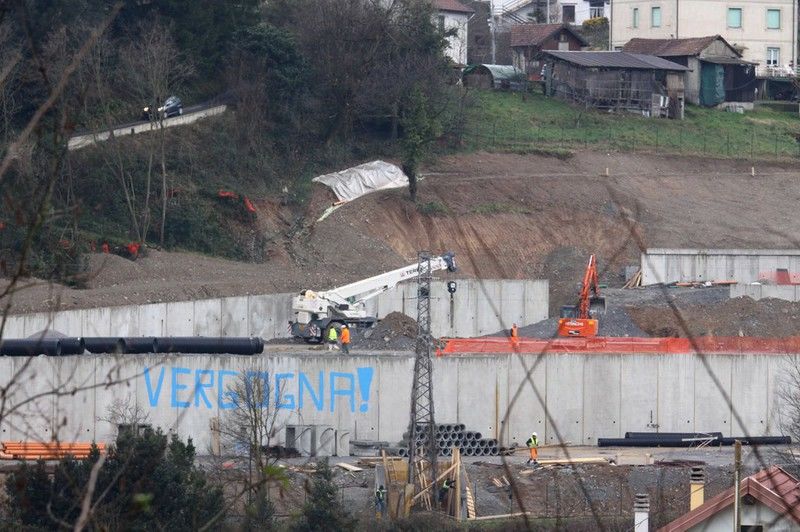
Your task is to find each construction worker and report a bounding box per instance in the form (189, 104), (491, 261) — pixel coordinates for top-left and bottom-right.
(327, 325), (338, 351)
(340, 323), (351, 354)
(526, 432), (539, 465)
(439, 478), (453, 505)
(511, 323), (519, 341)
(374, 484), (387, 517)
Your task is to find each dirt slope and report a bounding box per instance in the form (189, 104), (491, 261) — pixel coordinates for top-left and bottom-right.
(4, 150), (799, 314)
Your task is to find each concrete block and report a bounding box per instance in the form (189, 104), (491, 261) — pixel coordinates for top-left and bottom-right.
(165, 302), (194, 336)
(316, 425), (336, 456)
(545, 354), (583, 445)
(139, 303), (166, 336)
(2, 315), (26, 338)
(377, 357), (413, 443)
(51, 355), (96, 442)
(730, 355), (770, 436)
(23, 312), (51, 337)
(658, 355), (695, 432)
(620, 356), (659, 433)
(221, 297), (248, 336)
(193, 299), (222, 336)
(109, 305), (139, 336)
(83, 307), (112, 337)
(693, 356), (732, 434)
(504, 354), (547, 446)
(51, 310), (84, 336)
(457, 357), (499, 439)
(583, 355), (621, 443)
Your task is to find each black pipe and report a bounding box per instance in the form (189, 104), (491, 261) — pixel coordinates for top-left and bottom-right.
(58, 337), (85, 355)
(123, 337), (158, 354)
(154, 337), (263, 355)
(0, 339), (62, 356)
(624, 432), (724, 440)
(599, 435), (791, 448)
(720, 436), (791, 446)
(83, 337), (126, 354)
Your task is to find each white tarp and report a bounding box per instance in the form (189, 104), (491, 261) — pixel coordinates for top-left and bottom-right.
(312, 160), (409, 202)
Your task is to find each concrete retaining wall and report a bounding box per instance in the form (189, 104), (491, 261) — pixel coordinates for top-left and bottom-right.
(641, 248), (800, 286)
(1, 279), (549, 340)
(67, 105), (227, 151)
(730, 284), (800, 302)
(0, 350), (790, 453)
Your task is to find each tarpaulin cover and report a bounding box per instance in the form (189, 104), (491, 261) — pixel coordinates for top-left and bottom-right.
(312, 160), (409, 202)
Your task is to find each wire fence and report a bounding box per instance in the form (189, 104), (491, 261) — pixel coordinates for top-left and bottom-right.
(462, 117), (800, 160)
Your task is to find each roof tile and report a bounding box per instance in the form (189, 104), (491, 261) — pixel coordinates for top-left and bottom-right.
(622, 36), (740, 57)
(510, 23), (588, 48)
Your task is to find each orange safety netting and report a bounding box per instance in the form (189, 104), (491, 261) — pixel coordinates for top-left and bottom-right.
(439, 336), (800, 355)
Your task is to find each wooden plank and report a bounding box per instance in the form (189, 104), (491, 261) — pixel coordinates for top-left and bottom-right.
(454, 448), (461, 521)
(336, 462), (363, 472)
(468, 511), (532, 522)
(462, 458), (476, 518)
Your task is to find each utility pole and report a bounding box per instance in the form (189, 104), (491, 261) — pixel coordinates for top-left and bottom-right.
(407, 251), (438, 505)
(734, 440), (742, 530)
(489, 0), (496, 64)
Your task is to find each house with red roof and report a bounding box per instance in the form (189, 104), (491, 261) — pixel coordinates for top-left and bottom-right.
(510, 23), (588, 79)
(659, 466), (800, 532)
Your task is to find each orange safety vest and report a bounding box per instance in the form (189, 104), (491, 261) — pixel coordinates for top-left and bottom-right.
(341, 327), (350, 344)
(511, 325), (518, 338)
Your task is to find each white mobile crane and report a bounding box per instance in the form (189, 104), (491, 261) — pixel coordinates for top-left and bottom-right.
(290, 252), (457, 342)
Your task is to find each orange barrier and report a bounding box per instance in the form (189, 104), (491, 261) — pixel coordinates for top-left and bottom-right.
(440, 336), (800, 356)
(0, 441), (106, 460)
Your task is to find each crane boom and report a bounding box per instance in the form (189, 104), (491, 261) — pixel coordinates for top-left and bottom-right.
(290, 252), (456, 342)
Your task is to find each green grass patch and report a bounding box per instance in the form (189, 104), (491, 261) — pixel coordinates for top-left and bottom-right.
(462, 90), (800, 160)
(472, 202), (508, 214)
(417, 200), (449, 216)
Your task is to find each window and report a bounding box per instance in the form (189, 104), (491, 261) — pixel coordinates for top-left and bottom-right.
(767, 9), (780, 29)
(437, 15), (445, 32)
(562, 5), (576, 23)
(633, 7), (639, 28)
(766, 47), (780, 66)
(727, 8), (742, 28)
(651, 6), (661, 27)
(589, 6), (604, 18)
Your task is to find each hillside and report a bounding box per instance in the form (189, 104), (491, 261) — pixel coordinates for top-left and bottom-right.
(6, 149), (799, 314)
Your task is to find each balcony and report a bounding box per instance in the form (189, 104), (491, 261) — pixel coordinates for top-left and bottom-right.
(756, 64), (798, 78)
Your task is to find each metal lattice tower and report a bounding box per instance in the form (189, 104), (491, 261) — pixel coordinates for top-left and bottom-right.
(407, 251), (438, 495)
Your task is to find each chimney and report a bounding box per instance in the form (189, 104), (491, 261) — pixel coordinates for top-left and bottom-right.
(634, 493), (650, 532)
(690, 466), (706, 511)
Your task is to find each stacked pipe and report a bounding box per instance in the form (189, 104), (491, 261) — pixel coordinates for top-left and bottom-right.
(597, 432), (791, 448)
(0, 337), (264, 356)
(396, 423), (501, 457)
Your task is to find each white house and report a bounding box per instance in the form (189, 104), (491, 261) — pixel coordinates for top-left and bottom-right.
(494, 0), (609, 25)
(435, 0), (475, 66)
(610, 0), (799, 75)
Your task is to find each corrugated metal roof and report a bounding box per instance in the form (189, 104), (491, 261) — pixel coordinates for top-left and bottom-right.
(510, 23), (589, 48)
(622, 36), (731, 57)
(543, 51), (689, 71)
(434, 0), (474, 14)
(463, 64), (525, 80)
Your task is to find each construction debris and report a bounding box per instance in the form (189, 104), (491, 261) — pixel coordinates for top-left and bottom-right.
(336, 462), (363, 472)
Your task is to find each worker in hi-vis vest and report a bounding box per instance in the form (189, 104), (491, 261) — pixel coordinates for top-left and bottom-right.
(340, 324), (351, 354)
(526, 432), (539, 465)
(327, 326), (338, 351)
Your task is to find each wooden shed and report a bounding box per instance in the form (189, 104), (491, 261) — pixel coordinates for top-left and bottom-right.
(623, 35), (757, 108)
(510, 23), (589, 81)
(542, 51), (689, 118)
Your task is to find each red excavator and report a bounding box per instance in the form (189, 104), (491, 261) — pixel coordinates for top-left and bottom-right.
(557, 254), (606, 337)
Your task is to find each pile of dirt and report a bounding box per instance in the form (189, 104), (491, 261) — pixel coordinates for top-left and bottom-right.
(355, 312), (418, 350)
(629, 296), (800, 337)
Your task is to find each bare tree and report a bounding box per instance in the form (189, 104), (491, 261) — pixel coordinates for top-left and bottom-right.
(217, 372), (290, 527)
(120, 21), (193, 246)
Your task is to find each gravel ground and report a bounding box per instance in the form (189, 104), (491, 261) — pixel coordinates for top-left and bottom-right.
(498, 287), (730, 339)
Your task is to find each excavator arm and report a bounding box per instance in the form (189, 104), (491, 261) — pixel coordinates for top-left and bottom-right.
(558, 254), (606, 337)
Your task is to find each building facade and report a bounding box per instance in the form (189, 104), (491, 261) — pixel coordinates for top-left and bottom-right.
(610, 0), (798, 74)
(435, 0), (475, 66)
(496, 0), (610, 26)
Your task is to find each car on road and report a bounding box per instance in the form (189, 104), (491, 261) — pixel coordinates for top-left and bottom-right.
(141, 96), (183, 121)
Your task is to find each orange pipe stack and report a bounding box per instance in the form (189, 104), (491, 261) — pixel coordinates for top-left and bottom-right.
(0, 441), (106, 460)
